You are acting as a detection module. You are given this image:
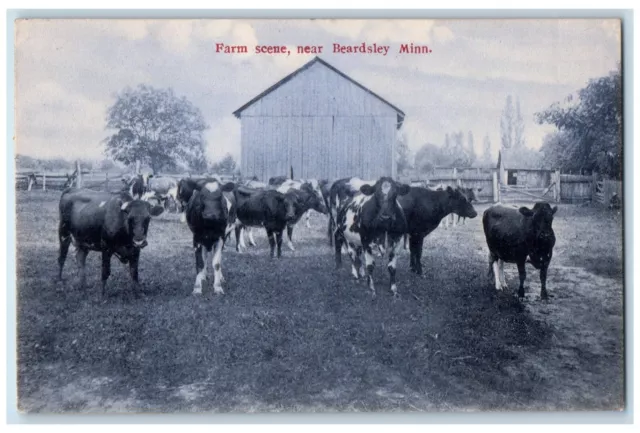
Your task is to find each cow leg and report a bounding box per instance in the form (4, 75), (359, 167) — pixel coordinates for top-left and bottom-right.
(129, 249), (142, 298)
(347, 243), (360, 280)
(275, 230), (283, 258)
(363, 244), (376, 297)
(266, 229), (276, 258)
(57, 226), (71, 280)
(540, 266), (549, 301)
(212, 238), (225, 294)
(101, 251), (112, 298)
(328, 214), (334, 247)
(334, 230), (343, 269)
(491, 259), (502, 291)
(247, 227), (257, 247)
(387, 240), (400, 297)
(235, 225), (244, 253)
(75, 247), (88, 289)
(499, 260), (509, 290)
(193, 244), (207, 295)
(403, 233), (408, 250)
(286, 224), (296, 251)
(516, 260), (527, 299)
(180, 211), (187, 223)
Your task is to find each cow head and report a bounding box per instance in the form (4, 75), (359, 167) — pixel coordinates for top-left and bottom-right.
(360, 177), (410, 224)
(458, 187), (482, 203)
(445, 186), (478, 219)
(301, 181), (328, 214)
(197, 181), (235, 223)
(120, 199), (164, 248)
(519, 202), (557, 269)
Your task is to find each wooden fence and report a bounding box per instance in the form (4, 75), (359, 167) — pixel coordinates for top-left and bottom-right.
(594, 178), (622, 206)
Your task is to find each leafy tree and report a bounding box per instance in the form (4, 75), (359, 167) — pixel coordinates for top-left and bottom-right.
(98, 159), (117, 171)
(500, 95), (514, 150)
(481, 135), (493, 167)
(514, 97), (525, 149)
(104, 84), (209, 174)
(210, 154), (237, 174)
(535, 68), (622, 178)
(414, 143), (445, 173)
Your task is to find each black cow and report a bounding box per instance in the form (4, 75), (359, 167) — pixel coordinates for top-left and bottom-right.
(279, 183), (327, 251)
(57, 188), (164, 297)
(185, 180), (236, 295)
(176, 177), (222, 221)
(398, 186), (478, 275)
(328, 177), (375, 246)
(334, 177), (410, 297)
(233, 186), (296, 258)
(482, 203), (557, 300)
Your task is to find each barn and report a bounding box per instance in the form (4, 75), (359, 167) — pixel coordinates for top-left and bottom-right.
(233, 57), (405, 181)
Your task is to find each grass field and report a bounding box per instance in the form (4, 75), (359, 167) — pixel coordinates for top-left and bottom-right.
(15, 190), (624, 413)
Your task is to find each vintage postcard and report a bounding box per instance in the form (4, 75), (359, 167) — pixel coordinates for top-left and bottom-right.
(13, 18), (624, 413)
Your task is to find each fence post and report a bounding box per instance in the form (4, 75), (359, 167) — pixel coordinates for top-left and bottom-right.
(76, 160), (83, 188)
(27, 175), (33, 191)
(554, 170), (561, 203)
(105, 172), (109, 191)
(591, 171), (598, 202)
(492, 171), (499, 203)
(42, 173), (46, 191)
(135, 160), (141, 175)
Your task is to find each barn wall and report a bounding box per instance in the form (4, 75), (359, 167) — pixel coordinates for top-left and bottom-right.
(239, 62), (399, 180)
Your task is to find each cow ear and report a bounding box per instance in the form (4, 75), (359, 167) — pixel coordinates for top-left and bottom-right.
(148, 174), (154, 179)
(398, 184), (411, 195)
(149, 204), (164, 217)
(360, 184), (375, 195)
(477, 188), (483, 192)
(519, 207), (534, 217)
(222, 182), (235, 192)
(552, 206), (558, 215)
(446, 186), (455, 195)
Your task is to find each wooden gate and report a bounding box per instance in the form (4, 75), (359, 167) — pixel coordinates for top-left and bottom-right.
(497, 170), (561, 203)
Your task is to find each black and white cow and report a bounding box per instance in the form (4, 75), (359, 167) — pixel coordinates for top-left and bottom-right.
(271, 177), (328, 229)
(334, 177), (410, 297)
(57, 188), (164, 297)
(233, 186), (296, 258)
(185, 180), (236, 295)
(482, 202), (557, 300)
(327, 177), (376, 246)
(176, 176), (223, 222)
(277, 183), (328, 251)
(398, 186), (478, 275)
(122, 173), (154, 199)
(145, 176), (179, 211)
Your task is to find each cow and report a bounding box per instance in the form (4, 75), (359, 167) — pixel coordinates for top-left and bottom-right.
(334, 177), (411, 298)
(270, 177), (328, 229)
(122, 173), (154, 199)
(57, 188), (164, 298)
(327, 177), (376, 246)
(398, 186), (478, 275)
(176, 176), (223, 222)
(185, 180), (236, 295)
(26, 173), (38, 190)
(276, 182), (328, 251)
(147, 176), (179, 211)
(482, 202), (557, 300)
(233, 186), (296, 258)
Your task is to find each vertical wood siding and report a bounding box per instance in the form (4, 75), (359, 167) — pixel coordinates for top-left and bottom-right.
(239, 62), (399, 181)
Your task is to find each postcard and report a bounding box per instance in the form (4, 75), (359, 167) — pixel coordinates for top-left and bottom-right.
(13, 18), (624, 413)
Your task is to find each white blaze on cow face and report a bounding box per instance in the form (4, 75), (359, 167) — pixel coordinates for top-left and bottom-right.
(381, 181), (391, 197)
(98, 201), (106, 208)
(204, 182), (220, 192)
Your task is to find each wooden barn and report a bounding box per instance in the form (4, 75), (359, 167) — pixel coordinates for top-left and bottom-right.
(233, 57), (405, 181)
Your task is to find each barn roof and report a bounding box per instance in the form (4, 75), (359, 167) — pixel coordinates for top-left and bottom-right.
(232, 56), (405, 128)
(497, 149), (545, 170)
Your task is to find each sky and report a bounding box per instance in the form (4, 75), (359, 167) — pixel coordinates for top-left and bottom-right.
(14, 18), (621, 164)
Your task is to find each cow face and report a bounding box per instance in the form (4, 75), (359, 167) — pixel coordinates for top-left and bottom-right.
(447, 186), (478, 219)
(120, 200), (164, 248)
(360, 177), (410, 224)
(301, 182), (328, 214)
(459, 187), (482, 203)
(519, 202), (557, 269)
(284, 195), (297, 222)
(198, 182), (235, 222)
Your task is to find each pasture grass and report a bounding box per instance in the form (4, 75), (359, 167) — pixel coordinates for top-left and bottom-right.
(15, 191), (624, 412)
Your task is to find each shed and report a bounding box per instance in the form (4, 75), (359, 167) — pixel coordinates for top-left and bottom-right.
(497, 149), (551, 188)
(233, 57), (405, 181)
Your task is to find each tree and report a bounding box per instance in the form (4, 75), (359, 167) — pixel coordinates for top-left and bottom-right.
(210, 153), (237, 174)
(396, 131), (412, 175)
(98, 159), (117, 171)
(536, 67), (622, 178)
(104, 84), (209, 174)
(500, 95), (514, 150)
(481, 135), (493, 167)
(414, 143), (446, 173)
(466, 131), (477, 167)
(514, 97), (525, 149)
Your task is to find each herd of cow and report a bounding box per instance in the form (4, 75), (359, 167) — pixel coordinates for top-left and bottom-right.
(56, 171), (557, 302)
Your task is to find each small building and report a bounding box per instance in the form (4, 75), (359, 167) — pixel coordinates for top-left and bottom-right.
(497, 148), (551, 188)
(233, 57), (405, 181)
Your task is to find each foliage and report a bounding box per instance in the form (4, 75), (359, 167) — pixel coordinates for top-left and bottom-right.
(396, 131), (412, 175)
(104, 84), (209, 174)
(210, 154), (238, 175)
(535, 68), (622, 178)
(479, 135), (494, 167)
(500, 95), (525, 150)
